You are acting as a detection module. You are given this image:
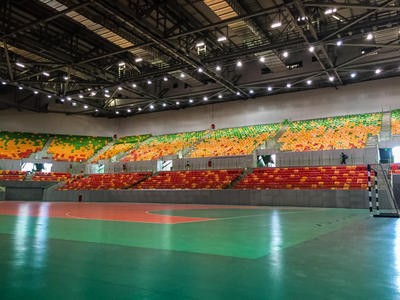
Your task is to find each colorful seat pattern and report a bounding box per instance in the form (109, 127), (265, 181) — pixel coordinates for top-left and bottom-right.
(0, 170), (26, 181)
(234, 165), (370, 190)
(93, 134), (151, 162)
(278, 113), (382, 151)
(391, 110), (400, 135)
(0, 132), (49, 160)
(48, 135), (112, 162)
(134, 169), (242, 189)
(32, 172), (71, 182)
(190, 124), (280, 158)
(122, 131), (207, 162)
(58, 172), (151, 190)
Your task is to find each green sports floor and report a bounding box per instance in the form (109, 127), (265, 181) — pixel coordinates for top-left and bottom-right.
(0, 201), (399, 300)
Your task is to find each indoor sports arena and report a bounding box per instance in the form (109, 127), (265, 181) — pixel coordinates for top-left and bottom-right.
(1, 1), (400, 299)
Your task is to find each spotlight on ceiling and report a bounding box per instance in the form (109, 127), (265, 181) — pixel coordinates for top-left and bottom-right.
(127, 108), (131, 113)
(84, 105), (88, 109)
(270, 21), (282, 29)
(217, 36), (227, 42)
(216, 65), (221, 71)
(163, 103), (167, 107)
(117, 86), (123, 91)
(34, 90), (39, 94)
(329, 76), (335, 82)
(236, 60), (242, 67)
(286, 83), (292, 88)
(195, 41), (205, 47)
(259, 56), (265, 63)
(147, 80), (152, 85)
(249, 89), (254, 94)
(267, 86), (272, 92)
(42, 71), (50, 77)
(132, 83), (137, 88)
(203, 96), (208, 101)
(350, 72), (357, 78)
(375, 68), (382, 74)
(309, 46), (315, 52)
(336, 40), (343, 46)
(149, 104), (154, 109)
(189, 99), (194, 103)
(163, 76), (168, 81)
(218, 94), (223, 99)
(282, 51), (289, 58)
(16, 62), (25, 68)
(135, 57), (143, 63)
(306, 79), (312, 85)
(366, 33), (373, 40)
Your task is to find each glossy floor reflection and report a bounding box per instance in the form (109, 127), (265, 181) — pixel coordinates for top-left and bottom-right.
(0, 201), (399, 299)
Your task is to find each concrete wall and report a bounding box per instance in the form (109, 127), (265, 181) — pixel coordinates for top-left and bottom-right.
(276, 148), (378, 167)
(118, 77), (400, 136)
(41, 188), (389, 209)
(0, 110), (117, 136)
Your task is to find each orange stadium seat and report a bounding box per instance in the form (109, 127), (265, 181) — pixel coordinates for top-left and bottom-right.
(0, 170), (27, 181)
(234, 165), (370, 190)
(134, 169), (242, 190)
(122, 131), (207, 162)
(190, 124), (280, 158)
(0, 132), (49, 160)
(278, 113), (382, 151)
(58, 172), (151, 190)
(32, 172), (71, 182)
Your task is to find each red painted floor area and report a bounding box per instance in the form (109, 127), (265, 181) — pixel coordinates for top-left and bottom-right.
(0, 201), (233, 224)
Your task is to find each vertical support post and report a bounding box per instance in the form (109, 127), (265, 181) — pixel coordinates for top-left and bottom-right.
(374, 170), (379, 214)
(367, 164), (373, 213)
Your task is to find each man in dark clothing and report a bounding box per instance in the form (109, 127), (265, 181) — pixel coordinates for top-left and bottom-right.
(340, 152), (348, 164)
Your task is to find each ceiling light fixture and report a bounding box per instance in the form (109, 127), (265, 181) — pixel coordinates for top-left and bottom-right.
(150, 104), (154, 109)
(366, 33), (373, 40)
(34, 90), (39, 94)
(16, 62), (25, 68)
(236, 60), (242, 67)
(324, 8), (337, 15)
(336, 40), (343, 46)
(189, 99), (193, 103)
(286, 83), (292, 88)
(309, 46), (315, 52)
(195, 41), (205, 47)
(329, 76), (335, 82)
(217, 36), (227, 42)
(163, 76), (168, 81)
(282, 51), (289, 58)
(271, 21), (282, 29)
(42, 71), (50, 77)
(203, 96), (208, 101)
(132, 83), (137, 88)
(267, 86), (272, 92)
(375, 68), (382, 74)
(350, 72), (357, 78)
(135, 58), (143, 63)
(306, 80), (312, 85)
(216, 65), (221, 71)
(218, 94), (223, 99)
(259, 56), (265, 63)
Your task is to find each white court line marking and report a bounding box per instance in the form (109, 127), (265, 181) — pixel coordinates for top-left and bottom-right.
(207, 208), (328, 221)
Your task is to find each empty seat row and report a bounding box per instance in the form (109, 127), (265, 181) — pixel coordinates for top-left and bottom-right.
(133, 169), (242, 190)
(234, 165), (371, 190)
